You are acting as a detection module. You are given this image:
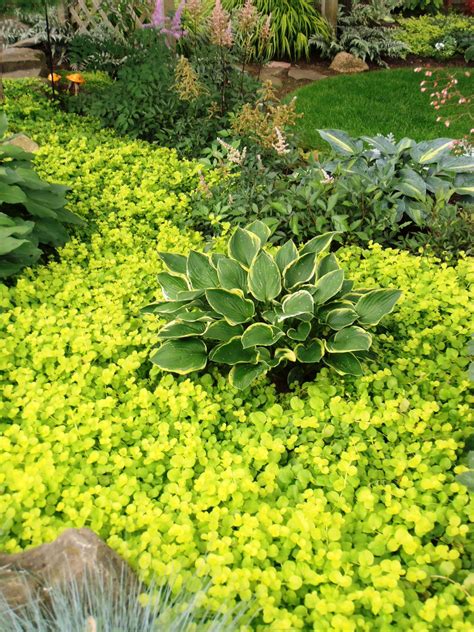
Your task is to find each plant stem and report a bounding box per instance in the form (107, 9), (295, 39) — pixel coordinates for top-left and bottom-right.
(43, 0), (56, 99)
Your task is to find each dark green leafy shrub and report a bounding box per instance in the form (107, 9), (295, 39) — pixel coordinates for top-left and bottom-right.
(0, 113), (83, 279)
(311, 2), (408, 66)
(144, 222), (401, 388)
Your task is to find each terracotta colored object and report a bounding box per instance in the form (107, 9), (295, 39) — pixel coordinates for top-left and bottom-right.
(66, 72), (86, 95)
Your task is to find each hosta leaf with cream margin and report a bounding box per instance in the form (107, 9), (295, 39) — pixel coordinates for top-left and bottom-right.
(145, 222), (401, 388)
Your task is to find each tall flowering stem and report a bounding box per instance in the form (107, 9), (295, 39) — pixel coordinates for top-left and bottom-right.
(415, 67), (473, 136)
(210, 0), (233, 116)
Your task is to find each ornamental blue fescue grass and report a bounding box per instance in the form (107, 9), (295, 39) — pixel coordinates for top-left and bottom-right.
(0, 570), (252, 632)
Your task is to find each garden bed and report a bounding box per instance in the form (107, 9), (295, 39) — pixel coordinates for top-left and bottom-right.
(0, 79), (473, 631)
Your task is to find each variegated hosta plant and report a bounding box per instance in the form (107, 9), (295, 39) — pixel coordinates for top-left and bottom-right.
(143, 222), (401, 389)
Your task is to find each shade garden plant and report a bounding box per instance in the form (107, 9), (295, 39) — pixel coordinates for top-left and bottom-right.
(0, 67), (473, 632)
(146, 223), (401, 388)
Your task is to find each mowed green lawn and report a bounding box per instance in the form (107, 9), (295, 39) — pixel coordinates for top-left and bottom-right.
(290, 68), (474, 150)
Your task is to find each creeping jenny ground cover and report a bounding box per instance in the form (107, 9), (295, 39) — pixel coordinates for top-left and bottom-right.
(0, 80), (473, 631)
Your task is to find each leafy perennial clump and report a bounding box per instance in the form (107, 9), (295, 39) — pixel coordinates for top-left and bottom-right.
(145, 222), (401, 388)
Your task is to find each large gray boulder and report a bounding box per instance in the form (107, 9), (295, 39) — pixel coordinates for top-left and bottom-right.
(329, 52), (369, 74)
(0, 529), (140, 611)
(0, 46), (46, 77)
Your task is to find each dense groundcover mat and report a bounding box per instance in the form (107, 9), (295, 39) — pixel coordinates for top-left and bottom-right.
(1, 81), (474, 631)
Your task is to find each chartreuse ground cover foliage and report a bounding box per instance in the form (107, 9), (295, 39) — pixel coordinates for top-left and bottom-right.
(1, 80), (474, 630)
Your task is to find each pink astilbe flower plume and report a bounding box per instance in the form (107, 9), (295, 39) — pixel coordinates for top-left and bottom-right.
(210, 0), (233, 47)
(238, 0), (259, 34)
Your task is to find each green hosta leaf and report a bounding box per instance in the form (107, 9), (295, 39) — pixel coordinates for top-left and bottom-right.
(217, 257), (247, 293)
(300, 232), (338, 256)
(246, 220), (272, 246)
(317, 253), (340, 278)
(141, 299), (194, 315)
(175, 289), (205, 301)
(241, 323), (283, 348)
(275, 239), (298, 273)
(324, 308), (358, 330)
(356, 289), (402, 326)
(209, 336), (258, 365)
(229, 362), (267, 390)
(0, 182), (27, 204)
(179, 310), (217, 322)
(326, 326), (372, 353)
(295, 339), (324, 363)
(288, 321), (311, 341)
(312, 269), (345, 305)
(318, 129), (357, 156)
(284, 253), (316, 290)
(206, 289), (255, 325)
(150, 339), (207, 374)
(414, 138), (454, 164)
(158, 320), (207, 339)
(187, 251), (219, 289)
(395, 169), (427, 200)
(324, 352), (363, 376)
(157, 272), (189, 300)
(442, 156), (474, 173)
(228, 227), (260, 268)
(281, 290), (314, 320)
(275, 347), (297, 363)
(249, 250), (281, 302)
(158, 252), (188, 275)
(0, 235), (29, 256)
(204, 320), (243, 341)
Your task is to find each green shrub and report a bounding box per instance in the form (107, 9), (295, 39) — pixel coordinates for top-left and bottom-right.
(400, 0), (443, 13)
(1, 79), (473, 631)
(192, 129), (474, 257)
(396, 13), (474, 60)
(0, 112), (83, 279)
(311, 2), (408, 67)
(223, 0), (331, 59)
(145, 222), (401, 388)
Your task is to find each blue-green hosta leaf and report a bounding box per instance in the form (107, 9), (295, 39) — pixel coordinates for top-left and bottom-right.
(324, 307), (358, 330)
(324, 352), (363, 376)
(326, 326), (372, 353)
(204, 320), (243, 341)
(356, 289), (402, 326)
(275, 239), (298, 273)
(158, 252), (187, 275)
(281, 290), (314, 320)
(312, 269), (345, 305)
(317, 253), (340, 278)
(241, 323), (284, 348)
(187, 251), (219, 289)
(150, 339), (207, 374)
(412, 138), (454, 164)
(158, 320), (207, 339)
(249, 250), (281, 302)
(300, 231), (339, 256)
(157, 272), (189, 300)
(209, 336), (258, 365)
(395, 169), (427, 200)
(0, 235), (29, 256)
(442, 155), (474, 173)
(246, 219), (272, 246)
(363, 134), (397, 155)
(295, 339), (324, 363)
(228, 227), (260, 268)
(396, 137), (415, 153)
(205, 289), (255, 325)
(318, 129), (357, 156)
(284, 253), (316, 290)
(217, 257), (247, 293)
(229, 362), (268, 390)
(287, 321), (311, 341)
